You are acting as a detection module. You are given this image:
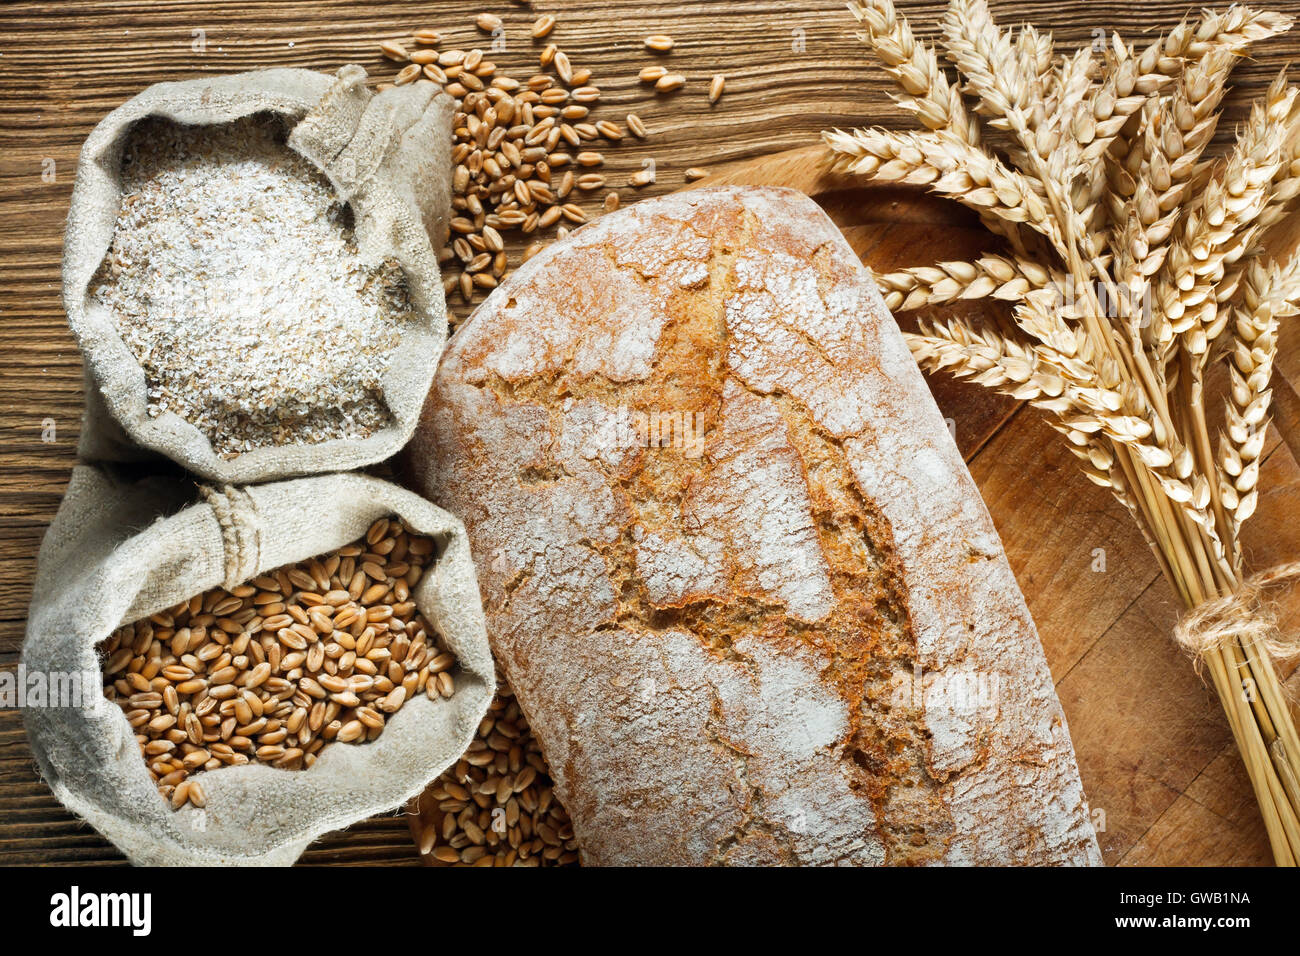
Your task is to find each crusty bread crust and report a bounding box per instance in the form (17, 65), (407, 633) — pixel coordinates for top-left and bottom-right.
(412, 186), (1101, 865)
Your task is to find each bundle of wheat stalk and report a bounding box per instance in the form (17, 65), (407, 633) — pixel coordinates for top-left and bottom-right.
(825, 0), (1300, 864)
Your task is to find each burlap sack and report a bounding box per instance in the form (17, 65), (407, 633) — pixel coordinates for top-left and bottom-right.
(21, 465), (495, 865)
(64, 65), (452, 483)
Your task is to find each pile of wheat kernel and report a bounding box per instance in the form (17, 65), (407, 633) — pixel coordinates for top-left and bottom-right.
(91, 113), (414, 458)
(100, 517), (455, 811)
(377, 17), (725, 314)
(411, 676), (579, 866)
(379, 31), (626, 311)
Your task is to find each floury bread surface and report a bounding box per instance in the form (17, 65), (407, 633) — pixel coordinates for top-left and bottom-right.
(411, 186), (1101, 866)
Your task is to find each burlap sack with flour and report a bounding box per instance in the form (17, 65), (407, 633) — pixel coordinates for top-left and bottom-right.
(64, 65), (452, 483)
(21, 466), (494, 865)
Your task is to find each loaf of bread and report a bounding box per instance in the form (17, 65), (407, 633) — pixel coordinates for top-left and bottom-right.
(411, 186), (1101, 865)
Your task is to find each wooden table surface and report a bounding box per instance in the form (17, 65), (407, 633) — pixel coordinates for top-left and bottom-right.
(4, 0), (1300, 866)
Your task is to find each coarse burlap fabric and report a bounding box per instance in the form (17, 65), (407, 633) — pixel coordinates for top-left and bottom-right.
(65, 65), (452, 483)
(21, 466), (495, 866)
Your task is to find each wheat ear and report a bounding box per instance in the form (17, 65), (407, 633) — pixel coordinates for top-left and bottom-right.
(847, 0), (981, 142)
(873, 254), (1057, 311)
(823, 127), (1065, 251)
(1105, 50), (1236, 354)
(1159, 85), (1295, 359)
(1218, 257), (1300, 543)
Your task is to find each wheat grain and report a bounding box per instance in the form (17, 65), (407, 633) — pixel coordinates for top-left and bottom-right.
(1043, 46), (1097, 154)
(379, 31), (646, 314)
(1211, 73), (1300, 311)
(1218, 256), (1300, 539)
(411, 677), (579, 866)
(1160, 84), (1295, 354)
(100, 517), (451, 810)
(1168, 4), (1293, 60)
(1076, 9), (1285, 252)
(907, 316), (1062, 402)
(1014, 23), (1054, 115)
(940, 0), (1038, 137)
(1109, 50), (1235, 339)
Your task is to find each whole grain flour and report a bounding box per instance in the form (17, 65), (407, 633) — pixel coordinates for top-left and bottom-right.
(65, 66), (453, 483)
(93, 114), (410, 458)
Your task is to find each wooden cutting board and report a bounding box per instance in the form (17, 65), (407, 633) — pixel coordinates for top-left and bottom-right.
(685, 145), (1300, 866)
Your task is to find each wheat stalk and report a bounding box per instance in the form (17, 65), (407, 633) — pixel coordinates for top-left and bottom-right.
(940, 0), (1038, 135)
(1077, 13), (1284, 246)
(1016, 23), (1055, 113)
(828, 0), (1300, 865)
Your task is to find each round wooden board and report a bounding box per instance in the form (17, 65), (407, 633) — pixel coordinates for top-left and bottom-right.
(680, 145), (1300, 867)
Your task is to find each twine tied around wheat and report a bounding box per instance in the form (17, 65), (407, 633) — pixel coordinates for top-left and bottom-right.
(1174, 561), (1300, 662)
(1173, 562), (1300, 860)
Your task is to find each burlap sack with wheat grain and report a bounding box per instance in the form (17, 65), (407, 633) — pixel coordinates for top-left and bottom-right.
(21, 466), (495, 866)
(65, 65), (452, 484)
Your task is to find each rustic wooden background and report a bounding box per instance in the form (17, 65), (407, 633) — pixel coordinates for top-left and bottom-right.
(3, 0), (1300, 866)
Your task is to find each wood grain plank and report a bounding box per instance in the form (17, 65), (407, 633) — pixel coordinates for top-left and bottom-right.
(1056, 579), (1242, 864)
(970, 407), (1161, 681)
(4, 0), (1300, 866)
(1119, 793), (1272, 867)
